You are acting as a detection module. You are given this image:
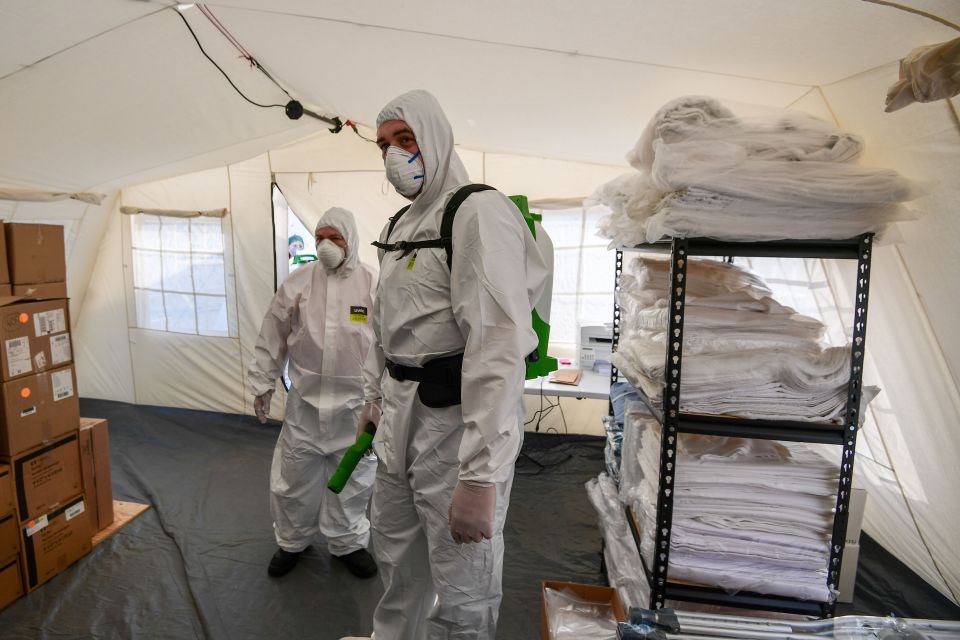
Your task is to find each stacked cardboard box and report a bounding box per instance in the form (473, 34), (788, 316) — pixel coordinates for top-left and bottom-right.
(5, 222), (67, 300)
(79, 418), (114, 532)
(0, 463), (23, 610)
(0, 223), (113, 608)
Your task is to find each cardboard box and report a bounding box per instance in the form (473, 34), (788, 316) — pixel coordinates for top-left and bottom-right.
(0, 285), (10, 297)
(5, 433), (82, 523)
(0, 364), (79, 456)
(0, 299), (73, 382)
(20, 494), (91, 592)
(5, 224), (66, 285)
(78, 418), (114, 532)
(0, 222), (8, 285)
(0, 556), (22, 611)
(846, 488), (867, 543)
(12, 282), (68, 300)
(541, 581), (626, 640)
(0, 464), (12, 514)
(837, 542), (860, 603)
(0, 511), (19, 564)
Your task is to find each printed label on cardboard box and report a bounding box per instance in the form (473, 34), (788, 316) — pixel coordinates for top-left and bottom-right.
(33, 351), (47, 370)
(51, 370), (74, 402)
(64, 501), (85, 522)
(5, 337), (31, 377)
(33, 310), (66, 337)
(49, 334), (71, 365)
(24, 515), (48, 537)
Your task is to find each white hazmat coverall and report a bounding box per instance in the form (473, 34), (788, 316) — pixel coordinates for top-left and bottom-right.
(248, 207), (377, 556)
(364, 90), (549, 640)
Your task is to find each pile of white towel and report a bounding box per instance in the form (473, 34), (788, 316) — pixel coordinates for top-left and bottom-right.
(622, 412), (839, 602)
(614, 256), (858, 423)
(593, 96), (923, 245)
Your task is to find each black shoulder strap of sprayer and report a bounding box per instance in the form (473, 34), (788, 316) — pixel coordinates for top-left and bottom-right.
(372, 184), (495, 267)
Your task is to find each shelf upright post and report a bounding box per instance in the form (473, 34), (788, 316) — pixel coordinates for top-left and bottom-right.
(825, 233), (873, 615)
(610, 249), (624, 417)
(650, 237), (690, 609)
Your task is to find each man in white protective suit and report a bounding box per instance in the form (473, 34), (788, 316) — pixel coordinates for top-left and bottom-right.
(340, 90), (549, 640)
(248, 207), (379, 580)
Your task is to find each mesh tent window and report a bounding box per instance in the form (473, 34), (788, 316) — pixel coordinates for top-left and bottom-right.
(128, 213), (234, 337)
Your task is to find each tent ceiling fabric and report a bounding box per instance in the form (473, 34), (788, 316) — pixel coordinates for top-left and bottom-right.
(1, 0), (958, 191)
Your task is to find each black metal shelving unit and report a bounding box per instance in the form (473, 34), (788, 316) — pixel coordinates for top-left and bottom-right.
(610, 234), (874, 618)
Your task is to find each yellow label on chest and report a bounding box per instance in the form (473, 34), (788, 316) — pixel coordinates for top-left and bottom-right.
(349, 305), (369, 323)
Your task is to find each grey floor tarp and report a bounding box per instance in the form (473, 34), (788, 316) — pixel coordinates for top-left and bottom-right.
(0, 398), (956, 639)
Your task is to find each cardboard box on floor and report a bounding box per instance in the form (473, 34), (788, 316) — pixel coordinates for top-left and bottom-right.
(0, 299), (73, 382)
(0, 511), (19, 564)
(4, 433), (82, 523)
(0, 364), (80, 456)
(836, 488), (868, 604)
(79, 418), (114, 532)
(5, 223), (66, 285)
(0, 556), (23, 611)
(19, 494), (91, 592)
(0, 464), (12, 514)
(541, 580), (626, 640)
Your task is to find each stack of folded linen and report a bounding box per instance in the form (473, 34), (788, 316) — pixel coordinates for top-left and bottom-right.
(624, 413), (838, 602)
(593, 95), (923, 245)
(614, 256), (853, 423)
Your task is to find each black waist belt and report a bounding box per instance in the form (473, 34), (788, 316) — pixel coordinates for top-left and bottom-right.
(385, 353), (464, 408)
(385, 353), (463, 383)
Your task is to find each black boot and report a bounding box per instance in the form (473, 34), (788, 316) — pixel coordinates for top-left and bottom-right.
(335, 549), (378, 579)
(268, 548), (304, 577)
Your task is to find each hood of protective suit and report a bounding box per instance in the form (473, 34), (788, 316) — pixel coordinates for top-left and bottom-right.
(315, 206), (360, 277)
(377, 89), (470, 216)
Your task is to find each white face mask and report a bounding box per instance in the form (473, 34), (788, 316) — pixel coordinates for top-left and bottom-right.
(316, 239), (345, 270)
(384, 146), (424, 198)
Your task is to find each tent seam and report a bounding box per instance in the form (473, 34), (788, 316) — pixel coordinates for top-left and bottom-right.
(0, 6), (170, 84)
(203, 3), (812, 88)
(118, 198), (141, 403)
(226, 164), (247, 416)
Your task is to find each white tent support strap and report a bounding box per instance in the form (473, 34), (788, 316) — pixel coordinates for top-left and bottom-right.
(120, 206), (228, 218)
(0, 187), (105, 205)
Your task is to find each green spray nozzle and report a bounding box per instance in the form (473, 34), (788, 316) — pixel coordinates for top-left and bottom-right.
(327, 422), (376, 494)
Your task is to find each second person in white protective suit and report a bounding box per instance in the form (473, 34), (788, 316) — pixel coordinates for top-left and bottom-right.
(248, 207), (379, 580)
(345, 90), (549, 640)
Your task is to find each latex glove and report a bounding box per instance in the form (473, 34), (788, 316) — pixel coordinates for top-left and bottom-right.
(357, 401), (382, 440)
(254, 391), (274, 424)
(448, 480), (496, 544)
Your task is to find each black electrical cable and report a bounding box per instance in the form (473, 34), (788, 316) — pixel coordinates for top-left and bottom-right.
(172, 6), (345, 132)
(196, 3), (295, 102)
(172, 7), (286, 111)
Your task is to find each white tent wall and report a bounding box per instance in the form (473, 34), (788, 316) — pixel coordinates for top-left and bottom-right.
(74, 130), (624, 432)
(815, 67), (960, 603)
(74, 197), (136, 403)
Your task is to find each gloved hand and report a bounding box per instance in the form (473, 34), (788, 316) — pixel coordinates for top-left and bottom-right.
(448, 480), (496, 544)
(254, 391), (274, 424)
(357, 401), (382, 440)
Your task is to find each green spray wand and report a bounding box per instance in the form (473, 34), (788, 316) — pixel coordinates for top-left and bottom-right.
(327, 422), (376, 494)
